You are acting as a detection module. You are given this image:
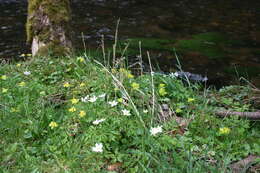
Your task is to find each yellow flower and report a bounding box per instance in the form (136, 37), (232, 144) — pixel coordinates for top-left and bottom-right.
(16, 63), (21, 67)
(10, 107), (19, 113)
(119, 68), (126, 73)
(159, 83), (166, 88)
(2, 88), (8, 93)
(68, 107), (76, 112)
(20, 54), (26, 57)
(79, 110), (86, 118)
(71, 98), (79, 104)
(27, 54), (32, 57)
(63, 82), (70, 88)
(131, 82), (140, 90)
(18, 82), (26, 87)
(1, 75), (7, 80)
(77, 57), (85, 62)
(188, 98), (195, 102)
(127, 73), (134, 79)
(49, 121), (58, 129)
(175, 108), (182, 113)
(117, 98), (123, 103)
(79, 82), (85, 87)
(219, 127), (231, 135)
(159, 87), (167, 96)
(111, 68), (117, 74)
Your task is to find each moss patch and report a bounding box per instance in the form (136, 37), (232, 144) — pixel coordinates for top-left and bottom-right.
(175, 32), (229, 59)
(36, 42), (71, 58)
(26, 0), (72, 57)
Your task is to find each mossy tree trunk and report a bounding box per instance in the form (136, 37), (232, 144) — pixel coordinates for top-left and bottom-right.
(26, 0), (73, 57)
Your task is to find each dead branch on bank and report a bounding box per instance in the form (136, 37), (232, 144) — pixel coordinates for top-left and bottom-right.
(230, 155), (260, 173)
(215, 110), (260, 120)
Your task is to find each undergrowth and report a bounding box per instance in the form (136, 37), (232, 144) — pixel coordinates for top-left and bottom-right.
(0, 54), (259, 173)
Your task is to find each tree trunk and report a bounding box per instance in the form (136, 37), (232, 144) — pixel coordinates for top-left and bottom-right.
(26, 0), (73, 57)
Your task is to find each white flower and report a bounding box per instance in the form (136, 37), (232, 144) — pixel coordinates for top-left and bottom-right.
(122, 109), (131, 116)
(91, 143), (103, 152)
(108, 100), (118, 107)
(92, 118), (106, 125)
(81, 96), (89, 102)
(89, 96), (97, 103)
(23, 71), (31, 75)
(143, 109), (148, 113)
(98, 93), (106, 98)
(173, 72), (179, 77)
(150, 126), (163, 136)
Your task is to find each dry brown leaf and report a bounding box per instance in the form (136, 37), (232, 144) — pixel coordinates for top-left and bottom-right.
(107, 162), (122, 171)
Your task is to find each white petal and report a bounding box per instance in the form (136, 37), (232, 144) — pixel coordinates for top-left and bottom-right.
(92, 143), (103, 152)
(99, 93), (106, 98)
(23, 71), (31, 75)
(108, 101), (118, 107)
(150, 126), (163, 136)
(122, 109), (131, 116)
(93, 118), (105, 125)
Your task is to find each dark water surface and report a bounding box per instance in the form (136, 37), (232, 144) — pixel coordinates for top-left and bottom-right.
(0, 0), (260, 86)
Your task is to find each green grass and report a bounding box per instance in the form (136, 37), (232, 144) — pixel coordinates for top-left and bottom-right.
(0, 54), (259, 172)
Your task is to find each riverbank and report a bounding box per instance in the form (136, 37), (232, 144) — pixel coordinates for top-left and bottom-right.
(1, 0), (260, 88)
(0, 54), (259, 172)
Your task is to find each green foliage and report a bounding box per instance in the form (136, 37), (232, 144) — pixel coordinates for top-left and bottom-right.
(0, 55), (259, 172)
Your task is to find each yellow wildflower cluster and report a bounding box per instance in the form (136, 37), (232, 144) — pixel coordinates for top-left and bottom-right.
(69, 107), (76, 112)
(175, 108), (182, 113)
(2, 88), (8, 93)
(188, 98), (195, 102)
(117, 98), (123, 103)
(219, 127), (231, 135)
(131, 82), (140, 90)
(158, 83), (167, 96)
(79, 110), (86, 118)
(18, 82), (26, 87)
(1, 75), (7, 80)
(63, 82), (70, 88)
(79, 82), (85, 87)
(21, 53), (32, 57)
(111, 68), (117, 74)
(77, 57), (85, 62)
(49, 121), (58, 129)
(71, 98), (79, 104)
(10, 107), (19, 113)
(119, 68), (134, 79)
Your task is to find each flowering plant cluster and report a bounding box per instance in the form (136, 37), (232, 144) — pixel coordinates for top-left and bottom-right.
(0, 55), (258, 172)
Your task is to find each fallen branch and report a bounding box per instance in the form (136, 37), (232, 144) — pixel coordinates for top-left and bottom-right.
(230, 155), (260, 173)
(215, 110), (260, 120)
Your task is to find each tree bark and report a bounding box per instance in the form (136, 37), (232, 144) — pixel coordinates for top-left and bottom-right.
(26, 0), (73, 57)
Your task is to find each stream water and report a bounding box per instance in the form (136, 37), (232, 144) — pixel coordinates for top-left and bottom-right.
(0, 0), (260, 87)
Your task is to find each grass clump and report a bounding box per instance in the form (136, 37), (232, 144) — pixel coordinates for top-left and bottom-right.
(0, 54), (259, 172)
